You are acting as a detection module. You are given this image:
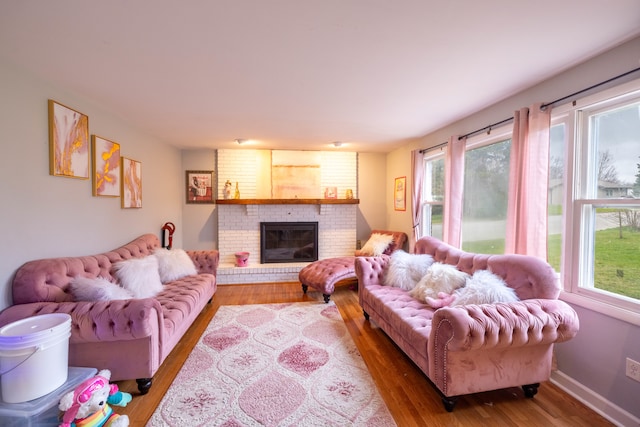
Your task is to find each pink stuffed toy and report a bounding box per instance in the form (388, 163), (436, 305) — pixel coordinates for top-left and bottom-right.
(426, 291), (457, 309)
(58, 369), (131, 427)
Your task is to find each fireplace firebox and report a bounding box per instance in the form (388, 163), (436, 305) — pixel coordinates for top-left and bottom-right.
(260, 222), (318, 263)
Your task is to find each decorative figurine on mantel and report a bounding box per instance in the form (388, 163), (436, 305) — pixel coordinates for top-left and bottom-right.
(234, 182), (240, 199)
(223, 180), (233, 199)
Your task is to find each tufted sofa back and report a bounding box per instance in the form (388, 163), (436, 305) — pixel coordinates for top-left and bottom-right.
(414, 236), (560, 300)
(12, 234), (160, 304)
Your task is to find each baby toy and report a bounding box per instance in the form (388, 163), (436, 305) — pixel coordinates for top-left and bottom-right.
(58, 369), (132, 427)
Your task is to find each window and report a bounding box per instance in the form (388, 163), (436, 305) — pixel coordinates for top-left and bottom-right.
(461, 130), (511, 254)
(556, 79), (640, 316)
(420, 150), (445, 240)
(547, 120), (567, 273)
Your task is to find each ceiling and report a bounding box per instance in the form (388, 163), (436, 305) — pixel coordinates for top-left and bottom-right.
(1, 1), (639, 153)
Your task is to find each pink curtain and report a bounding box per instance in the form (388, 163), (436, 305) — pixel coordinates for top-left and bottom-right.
(505, 103), (551, 258)
(410, 149), (425, 250)
(443, 135), (466, 247)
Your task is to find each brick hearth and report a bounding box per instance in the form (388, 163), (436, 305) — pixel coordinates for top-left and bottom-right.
(217, 203), (356, 284)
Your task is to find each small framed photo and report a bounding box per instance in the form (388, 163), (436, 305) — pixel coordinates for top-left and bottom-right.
(186, 170), (215, 204)
(92, 135), (120, 197)
(48, 99), (89, 179)
(324, 186), (337, 199)
(394, 176), (406, 211)
(121, 157), (142, 208)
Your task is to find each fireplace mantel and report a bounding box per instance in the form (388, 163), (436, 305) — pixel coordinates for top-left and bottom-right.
(216, 199), (359, 205)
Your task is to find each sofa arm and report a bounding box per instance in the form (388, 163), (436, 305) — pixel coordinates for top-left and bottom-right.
(354, 255), (391, 286)
(0, 299), (165, 343)
(187, 250), (220, 276)
(430, 299), (579, 353)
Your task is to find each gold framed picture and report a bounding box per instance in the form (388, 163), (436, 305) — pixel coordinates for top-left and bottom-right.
(121, 157), (142, 208)
(48, 99), (89, 178)
(92, 135), (120, 197)
(394, 176), (406, 211)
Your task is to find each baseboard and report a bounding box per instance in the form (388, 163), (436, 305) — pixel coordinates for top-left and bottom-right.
(550, 370), (640, 427)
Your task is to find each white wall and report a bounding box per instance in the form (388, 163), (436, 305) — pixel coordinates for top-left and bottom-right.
(0, 60), (184, 310)
(386, 36), (640, 423)
(181, 149), (217, 250)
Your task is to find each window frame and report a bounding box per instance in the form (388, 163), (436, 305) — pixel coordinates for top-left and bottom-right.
(554, 77), (640, 325)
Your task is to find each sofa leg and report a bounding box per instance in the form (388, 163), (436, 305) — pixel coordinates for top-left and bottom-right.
(522, 383), (539, 398)
(136, 378), (153, 395)
(301, 284), (308, 294)
(363, 310), (369, 321)
(442, 396), (458, 412)
(323, 294), (330, 303)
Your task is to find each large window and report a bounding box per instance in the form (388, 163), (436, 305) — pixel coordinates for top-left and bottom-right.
(419, 78), (640, 320)
(557, 79), (640, 315)
(461, 135), (511, 253)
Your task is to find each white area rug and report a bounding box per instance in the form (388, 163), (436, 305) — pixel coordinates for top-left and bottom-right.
(147, 302), (396, 426)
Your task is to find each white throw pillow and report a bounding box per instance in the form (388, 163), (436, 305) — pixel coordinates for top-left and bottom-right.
(112, 256), (163, 299)
(360, 233), (395, 256)
(452, 269), (519, 306)
(409, 263), (469, 301)
(69, 276), (134, 301)
(382, 250), (435, 290)
(153, 247), (198, 283)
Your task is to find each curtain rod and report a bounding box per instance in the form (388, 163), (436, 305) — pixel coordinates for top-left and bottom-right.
(418, 66), (640, 154)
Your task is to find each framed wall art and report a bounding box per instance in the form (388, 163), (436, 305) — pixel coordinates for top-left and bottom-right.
(394, 176), (406, 211)
(121, 157), (142, 208)
(92, 135), (121, 197)
(186, 170), (215, 204)
(48, 99), (89, 178)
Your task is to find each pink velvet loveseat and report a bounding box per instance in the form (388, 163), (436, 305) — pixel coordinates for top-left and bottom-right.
(0, 234), (219, 394)
(355, 236), (579, 411)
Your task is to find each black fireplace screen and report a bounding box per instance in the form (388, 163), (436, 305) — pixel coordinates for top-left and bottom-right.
(260, 222), (318, 263)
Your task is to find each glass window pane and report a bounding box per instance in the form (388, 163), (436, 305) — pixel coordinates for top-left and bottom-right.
(592, 206), (640, 300)
(461, 140), (511, 253)
(421, 154), (445, 239)
(548, 123), (565, 271)
(589, 101), (640, 199)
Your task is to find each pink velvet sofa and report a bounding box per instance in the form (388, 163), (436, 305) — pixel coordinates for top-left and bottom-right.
(0, 234), (219, 394)
(355, 236), (579, 411)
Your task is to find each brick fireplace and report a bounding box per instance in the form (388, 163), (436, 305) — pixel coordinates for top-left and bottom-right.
(216, 203), (357, 284)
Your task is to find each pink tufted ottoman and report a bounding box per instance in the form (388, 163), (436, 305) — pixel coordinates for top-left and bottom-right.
(299, 257), (357, 303)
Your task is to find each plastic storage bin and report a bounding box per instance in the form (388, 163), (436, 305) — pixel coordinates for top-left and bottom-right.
(0, 366), (97, 426)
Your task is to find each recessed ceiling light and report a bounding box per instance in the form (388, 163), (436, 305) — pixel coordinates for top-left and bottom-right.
(235, 138), (248, 145)
(333, 141), (343, 147)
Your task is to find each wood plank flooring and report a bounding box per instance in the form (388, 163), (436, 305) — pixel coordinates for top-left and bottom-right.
(114, 281), (613, 426)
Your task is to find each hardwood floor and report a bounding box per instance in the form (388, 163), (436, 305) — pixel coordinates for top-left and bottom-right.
(115, 281), (613, 426)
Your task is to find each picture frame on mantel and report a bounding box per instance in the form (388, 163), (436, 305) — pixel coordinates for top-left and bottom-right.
(394, 176), (406, 211)
(186, 170), (215, 204)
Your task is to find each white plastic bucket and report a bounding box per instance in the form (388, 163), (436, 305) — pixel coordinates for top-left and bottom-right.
(0, 313), (71, 403)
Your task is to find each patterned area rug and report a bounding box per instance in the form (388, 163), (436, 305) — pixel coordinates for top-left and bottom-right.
(147, 302), (396, 426)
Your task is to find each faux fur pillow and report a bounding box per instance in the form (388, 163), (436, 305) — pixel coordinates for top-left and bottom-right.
(69, 276), (134, 301)
(359, 233), (395, 256)
(452, 269), (519, 306)
(153, 247), (198, 283)
(382, 250), (435, 290)
(409, 263), (469, 301)
(112, 256), (163, 299)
